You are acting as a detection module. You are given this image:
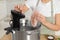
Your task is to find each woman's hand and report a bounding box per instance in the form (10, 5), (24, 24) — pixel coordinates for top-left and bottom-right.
(36, 12), (47, 24)
(14, 5), (22, 13)
(14, 4), (28, 13)
(31, 10), (47, 27)
(31, 10), (38, 27)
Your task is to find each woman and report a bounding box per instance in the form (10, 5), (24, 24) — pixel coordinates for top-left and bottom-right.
(14, 0), (60, 31)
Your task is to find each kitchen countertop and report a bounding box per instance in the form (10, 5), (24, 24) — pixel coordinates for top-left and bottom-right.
(0, 33), (12, 40)
(0, 34), (60, 40)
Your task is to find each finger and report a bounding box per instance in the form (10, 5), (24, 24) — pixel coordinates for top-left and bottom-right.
(19, 5), (25, 13)
(33, 11), (38, 16)
(14, 5), (23, 14)
(31, 15), (35, 23)
(31, 11), (37, 22)
(17, 5), (21, 11)
(17, 5), (20, 9)
(31, 15), (35, 26)
(36, 16), (42, 22)
(35, 13), (42, 20)
(14, 5), (20, 12)
(38, 13), (45, 18)
(31, 19), (37, 27)
(36, 13), (45, 20)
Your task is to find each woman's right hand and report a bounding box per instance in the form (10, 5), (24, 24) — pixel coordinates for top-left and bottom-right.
(14, 5), (28, 13)
(14, 5), (23, 13)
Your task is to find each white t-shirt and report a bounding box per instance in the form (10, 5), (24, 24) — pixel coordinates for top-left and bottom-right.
(25, 0), (60, 35)
(25, 0), (60, 17)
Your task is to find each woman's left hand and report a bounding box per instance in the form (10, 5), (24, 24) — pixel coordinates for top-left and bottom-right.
(31, 10), (47, 25)
(36, 12), (47, 24)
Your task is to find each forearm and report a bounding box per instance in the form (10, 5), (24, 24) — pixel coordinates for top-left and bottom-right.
(34, 11), (60, 31)
(42, 21), (60, 31)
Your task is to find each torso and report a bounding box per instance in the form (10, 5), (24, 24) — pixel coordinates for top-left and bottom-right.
(36, 0), (51, 17)
(37, 0), (60, 35)
(37, 0), (55, 35)
(36, 0), (60, 17)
